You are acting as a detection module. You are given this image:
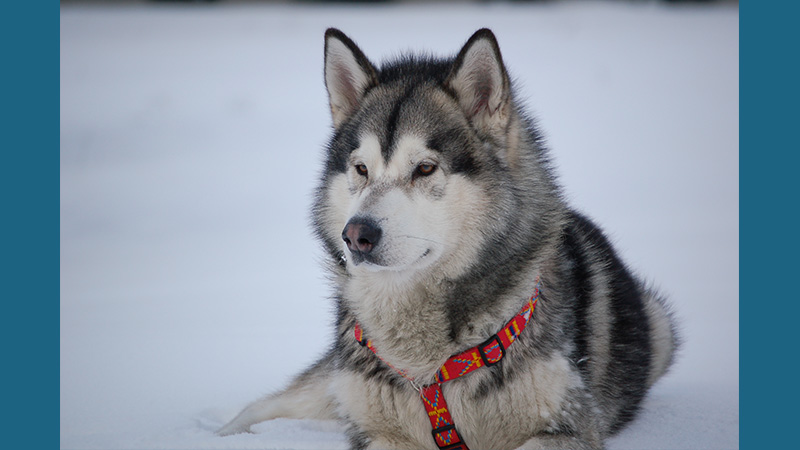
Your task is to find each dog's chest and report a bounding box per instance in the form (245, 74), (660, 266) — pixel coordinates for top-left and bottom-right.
(332, 353), (577, 449)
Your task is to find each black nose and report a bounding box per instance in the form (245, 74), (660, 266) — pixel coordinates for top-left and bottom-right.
(342, 218), (382, 255)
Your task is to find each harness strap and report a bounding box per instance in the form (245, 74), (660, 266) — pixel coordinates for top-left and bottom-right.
(353, 278), (541, 450)
(421, 384), (468, 450)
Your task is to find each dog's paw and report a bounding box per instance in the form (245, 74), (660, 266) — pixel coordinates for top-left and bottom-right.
(216, 422), (253, 437)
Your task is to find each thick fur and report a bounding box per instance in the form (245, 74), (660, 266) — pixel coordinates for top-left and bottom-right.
(218, 28), (680, 450)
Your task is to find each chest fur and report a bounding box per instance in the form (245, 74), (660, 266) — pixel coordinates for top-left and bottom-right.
(331, 353), (580, 449)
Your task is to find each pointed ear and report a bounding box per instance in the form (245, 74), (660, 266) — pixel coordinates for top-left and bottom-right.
(445, 29), (511, 134)
(324, 28), (378, 128)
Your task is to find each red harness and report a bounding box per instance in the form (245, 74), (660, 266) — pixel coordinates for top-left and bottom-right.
(353, 279), (541, 450)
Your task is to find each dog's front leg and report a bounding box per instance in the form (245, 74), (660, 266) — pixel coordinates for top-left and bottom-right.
(217, 351), (339, 436)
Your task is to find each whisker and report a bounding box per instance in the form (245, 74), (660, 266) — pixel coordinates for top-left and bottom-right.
(397, 235), (444, 246)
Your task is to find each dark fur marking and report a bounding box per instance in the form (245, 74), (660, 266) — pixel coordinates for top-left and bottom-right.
(326, 122), (362, 174)
(606, 264), (652, 432)
(450, 152), (480, 176)
(383, 85), (416, 161)
(561, 216), (594, 378)
(445, 215), (555, 342)
(472, 364), (510, 400)
(346, 421), (370, 450)
(427, 129), (481, 176)
(568, 212), (653, 433)
(377, 55), (453, 85)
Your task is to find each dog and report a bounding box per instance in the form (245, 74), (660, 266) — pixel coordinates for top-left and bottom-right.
(217, 28), (680, 450)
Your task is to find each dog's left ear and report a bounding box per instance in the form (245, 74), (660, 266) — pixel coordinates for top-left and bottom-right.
(446, 29), (512, 135)
(324, 28), (379, 128)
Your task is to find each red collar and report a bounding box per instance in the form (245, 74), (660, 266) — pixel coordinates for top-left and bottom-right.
(353, 278), (541, 450)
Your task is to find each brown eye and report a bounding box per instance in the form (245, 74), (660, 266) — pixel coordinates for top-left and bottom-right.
(355, 164), (368, 177)
(415, 163), (437, 178)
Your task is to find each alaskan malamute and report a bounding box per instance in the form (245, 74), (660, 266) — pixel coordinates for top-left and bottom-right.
(218, 28), (679, 450)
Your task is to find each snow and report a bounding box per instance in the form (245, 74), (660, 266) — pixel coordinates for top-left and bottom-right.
(60, 1), (739, 449)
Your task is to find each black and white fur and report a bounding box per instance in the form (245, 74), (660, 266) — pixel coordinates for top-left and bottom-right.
(217, 28), (679, 450)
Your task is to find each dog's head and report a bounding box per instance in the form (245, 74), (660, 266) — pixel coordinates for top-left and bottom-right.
(313, 29), (525, 280)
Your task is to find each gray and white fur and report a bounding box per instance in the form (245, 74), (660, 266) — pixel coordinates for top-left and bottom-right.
(217, 28), (680, 450)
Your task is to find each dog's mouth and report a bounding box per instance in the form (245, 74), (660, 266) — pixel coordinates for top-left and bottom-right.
(347, 247), (434, 272)
(347, 250), (375, 267)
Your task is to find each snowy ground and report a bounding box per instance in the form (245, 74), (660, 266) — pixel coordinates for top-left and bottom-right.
(60, 1), (739, 449)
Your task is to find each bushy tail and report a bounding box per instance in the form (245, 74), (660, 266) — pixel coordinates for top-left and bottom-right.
(642, 286), (681, 387)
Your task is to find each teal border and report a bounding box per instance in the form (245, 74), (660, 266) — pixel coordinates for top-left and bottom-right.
(33, 1), (754, 449)
(4, 0), (60, 448)
(741, 1), (794, 448)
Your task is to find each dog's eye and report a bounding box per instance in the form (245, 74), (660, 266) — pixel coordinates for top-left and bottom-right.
(355, 164), (368, 177)
(414, 163), (437, 178)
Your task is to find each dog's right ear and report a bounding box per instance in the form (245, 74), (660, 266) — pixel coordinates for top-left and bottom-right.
(324, 29), (378, 128)
(446, 29), (511, 137)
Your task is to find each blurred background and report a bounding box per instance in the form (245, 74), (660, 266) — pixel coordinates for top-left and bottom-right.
(61, 1), (738, 449)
